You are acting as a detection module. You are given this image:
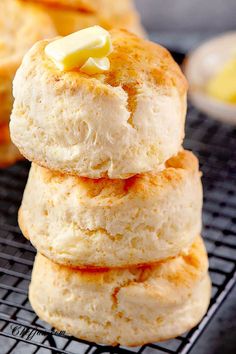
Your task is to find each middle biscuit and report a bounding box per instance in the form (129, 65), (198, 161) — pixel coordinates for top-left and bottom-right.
(19, 150), (202, 268)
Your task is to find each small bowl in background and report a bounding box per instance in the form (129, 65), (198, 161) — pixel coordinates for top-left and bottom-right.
(184, 31), (236, 125)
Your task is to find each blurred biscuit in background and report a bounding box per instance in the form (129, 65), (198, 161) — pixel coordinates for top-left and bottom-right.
(0, 124), (23, 167)
(22, 0), (146, 37)
(0, 0), (56, 166)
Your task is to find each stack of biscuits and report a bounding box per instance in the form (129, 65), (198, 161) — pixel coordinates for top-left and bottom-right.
(10, 29), (211, 346)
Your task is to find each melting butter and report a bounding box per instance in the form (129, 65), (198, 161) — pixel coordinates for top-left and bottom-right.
(80, 57), (110, 75)
(206, 57), (236, 104)
(45, 26), (112, 72)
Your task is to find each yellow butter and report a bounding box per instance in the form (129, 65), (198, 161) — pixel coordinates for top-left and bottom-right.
(45, 26), (112, 71)
(206, 57), (236, 104)
(80, 57), (110, 75)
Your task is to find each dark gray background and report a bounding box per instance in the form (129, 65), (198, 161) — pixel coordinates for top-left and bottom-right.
(136, 0), (236, 32)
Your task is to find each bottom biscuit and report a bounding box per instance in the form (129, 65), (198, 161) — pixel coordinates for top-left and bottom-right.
(29, 236), (211, 346)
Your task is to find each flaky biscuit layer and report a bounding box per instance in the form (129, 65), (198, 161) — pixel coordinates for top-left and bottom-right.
(19, 151), (202, 268)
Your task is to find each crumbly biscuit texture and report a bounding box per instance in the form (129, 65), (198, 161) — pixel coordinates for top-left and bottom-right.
(11, 29), (187, 178)
(19, 150), (202, 268)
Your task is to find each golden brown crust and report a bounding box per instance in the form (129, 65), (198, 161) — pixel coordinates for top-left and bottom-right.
(32, 150), (198, 199)
(33, 235), (207, 286)
(30, 236), (207, 283)
(33, 29), (187, 98)
(166, 149), (198, 171)
(106, 30), (188, 96)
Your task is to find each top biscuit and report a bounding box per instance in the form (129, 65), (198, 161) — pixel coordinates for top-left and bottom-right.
(10, 29), (187, 178)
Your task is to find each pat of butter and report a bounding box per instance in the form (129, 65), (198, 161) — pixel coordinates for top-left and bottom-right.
(80, 57), (110, 75)
(45, 26), (112, 71)
(206, 57), (236, 104)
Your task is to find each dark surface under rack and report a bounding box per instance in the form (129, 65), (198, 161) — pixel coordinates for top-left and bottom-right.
(0, 103), (236, 354)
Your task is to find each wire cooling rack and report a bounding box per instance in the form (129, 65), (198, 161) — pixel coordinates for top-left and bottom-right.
(0, 103), (236, 354)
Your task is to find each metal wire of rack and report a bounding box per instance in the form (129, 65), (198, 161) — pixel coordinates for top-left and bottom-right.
(0, 105), (235, 354)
